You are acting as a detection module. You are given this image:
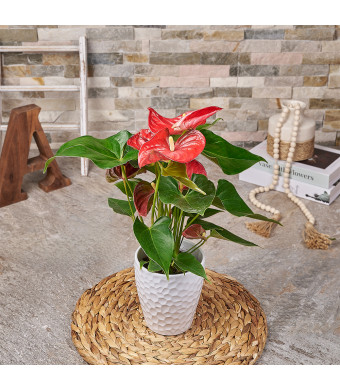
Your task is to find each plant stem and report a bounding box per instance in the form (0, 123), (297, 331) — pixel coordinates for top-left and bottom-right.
(175, 210), (184, 254)
(121, 165), (135, 222)
(151, 163), (161, 225)
(185, 213), (199, 229)
(186, 236), (210, 254)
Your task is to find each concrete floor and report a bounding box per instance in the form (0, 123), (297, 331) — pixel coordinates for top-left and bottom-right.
(0, 156), (339, 365)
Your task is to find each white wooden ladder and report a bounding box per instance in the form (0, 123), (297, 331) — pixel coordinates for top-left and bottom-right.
(0, 36), (89, 176)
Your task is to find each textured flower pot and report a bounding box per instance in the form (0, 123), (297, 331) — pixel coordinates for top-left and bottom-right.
(134, 241), (205, 336)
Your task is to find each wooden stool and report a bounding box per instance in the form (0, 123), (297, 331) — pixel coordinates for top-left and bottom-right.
(0, 104), (71, 208)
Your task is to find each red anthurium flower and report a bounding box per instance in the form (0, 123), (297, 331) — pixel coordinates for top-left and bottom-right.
(138, 129), (206, 168)
(148, 106), (222, 135)
(133, 181), (155, 217)
(172, 106), (222, 132)
(179, 159), (208, 191)
(182, 224), (207, 240)
(185, 159), (207, 179)
(106, 162), (139, 182)
(127, 128), (154, 150)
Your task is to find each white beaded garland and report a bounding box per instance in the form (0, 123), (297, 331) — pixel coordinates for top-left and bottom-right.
(248, 102), (316, 225)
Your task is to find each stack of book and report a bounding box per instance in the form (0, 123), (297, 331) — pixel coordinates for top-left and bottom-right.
(239, 140), (340, 206)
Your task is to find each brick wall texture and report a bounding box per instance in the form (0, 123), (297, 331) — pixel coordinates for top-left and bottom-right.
(1, 25), (340, 148)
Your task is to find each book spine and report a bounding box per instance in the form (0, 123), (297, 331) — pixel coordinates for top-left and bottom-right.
(254, 159), (330, 188)
(239, 168), (340, 206)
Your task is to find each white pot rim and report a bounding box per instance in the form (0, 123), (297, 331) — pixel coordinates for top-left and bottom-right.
(134, 243), (205, 280)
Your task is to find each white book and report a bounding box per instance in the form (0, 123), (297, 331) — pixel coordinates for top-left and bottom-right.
(239, 167), (340, 206)
(249, 140), (340, 189)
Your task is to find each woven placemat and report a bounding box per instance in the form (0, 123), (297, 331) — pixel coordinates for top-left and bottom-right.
(71, 268), (267, 365)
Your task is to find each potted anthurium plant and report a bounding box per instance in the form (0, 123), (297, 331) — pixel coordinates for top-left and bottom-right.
(45, 106), (277, 336)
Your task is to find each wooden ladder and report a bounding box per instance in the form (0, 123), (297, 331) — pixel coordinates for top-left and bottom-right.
(0, 36), (89, 176)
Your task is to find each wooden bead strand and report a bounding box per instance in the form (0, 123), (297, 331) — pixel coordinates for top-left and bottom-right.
(246, 102), (333, 249)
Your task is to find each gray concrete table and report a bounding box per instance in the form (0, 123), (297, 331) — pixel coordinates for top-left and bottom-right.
(0, 158), (339, 364)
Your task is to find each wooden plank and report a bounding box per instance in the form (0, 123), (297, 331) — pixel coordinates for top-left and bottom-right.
(0, 85), (80, 92)
(0, 46), (79, 53)
(0, 123), (80, 131)
(0, 53), (2, 151)
(79, 36), (88, 176)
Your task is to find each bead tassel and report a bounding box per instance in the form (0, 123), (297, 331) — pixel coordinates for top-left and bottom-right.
(246, 102), (333, 249)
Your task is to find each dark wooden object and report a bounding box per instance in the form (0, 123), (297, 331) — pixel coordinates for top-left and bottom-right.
(0, 104), (71, 208)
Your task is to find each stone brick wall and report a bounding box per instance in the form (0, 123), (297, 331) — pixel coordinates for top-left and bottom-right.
(0, 25), (339, 148)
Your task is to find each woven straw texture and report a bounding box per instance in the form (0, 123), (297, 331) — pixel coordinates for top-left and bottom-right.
(267, 134), (315, 161)
(71, 268), (268, 365)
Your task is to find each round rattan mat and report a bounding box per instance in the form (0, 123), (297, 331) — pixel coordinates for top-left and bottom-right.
(71, 268), (267, 365)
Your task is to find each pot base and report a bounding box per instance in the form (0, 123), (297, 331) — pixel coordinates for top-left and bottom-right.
(72, 267), (268, 365)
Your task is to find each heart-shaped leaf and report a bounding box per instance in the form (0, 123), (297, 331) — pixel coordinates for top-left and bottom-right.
(215, 179), (281, 224)
(201, 129), (266, 175)
(158, 174), (215, 215)
(182, 224), (206, 240)
(198, 220), (257, 247)
(174, 252), (208, 280)
(161, 161), (206, 195)
(133, 181), (155, 217)
(115, 179), (142, 198)
(148, 260), (162, 272)
(133, 216), (174, 278)
(108, 198), (136, 217)
(44, 131), (138, 172)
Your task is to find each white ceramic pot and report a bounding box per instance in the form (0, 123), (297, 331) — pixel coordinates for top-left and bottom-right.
(134, 241), (205, 336)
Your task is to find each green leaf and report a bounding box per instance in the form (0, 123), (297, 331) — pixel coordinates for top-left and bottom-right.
(108, 198), (135, 217)
(215, 179), (281, 224)
(198, 220), (257, 247)
(139, 260), (148, 270)
(133, 216), (174, 278)
(174, 252), (208, 280)
(186, 208), (223, 224)
(115, 179), (142, 197)
(158, 174), (215, 215)
(161, 161), (206, 195)
(44, 131), (138, 172)
(196, 118), (223, 131)
(148, 260), (162, 273)
(201, 129), (266, 175)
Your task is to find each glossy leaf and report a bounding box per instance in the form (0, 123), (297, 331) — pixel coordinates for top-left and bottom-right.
(198, 220), (257, 247)
(158, 174), (215, 215)
(186, 207), (223, 220)
(161, 161), (206, 195)
(148, 260), (162, 272)
(115, 179), (142, 198)
(133, 181), (155, 217)
(182, 224), (206, 240)
(138, 129), (206, 168)
(133, 216), (174, 278)
(108, 198), (136, 217)
(44, 131), (138, 171)
(215, 179), (281, 224)
(201, 129), (266, 175)
(196, 118), (223, 131)
(139, 260), (148, 269)
(174, 252), (208, 280)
